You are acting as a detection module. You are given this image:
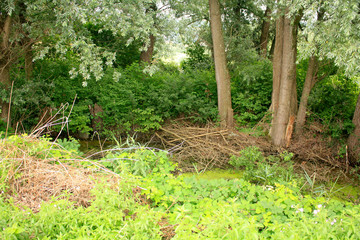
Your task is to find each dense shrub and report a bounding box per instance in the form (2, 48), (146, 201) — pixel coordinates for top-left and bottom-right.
(231, 59), (273, 127)
(308, 74), (359, 140)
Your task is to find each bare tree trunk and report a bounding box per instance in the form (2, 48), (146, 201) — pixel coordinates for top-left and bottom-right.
(259, 7), (272, 58)
(270, 17), (284, 116)
(0, 15), (12, 123)
(295, 56), (318, 133)
(271, 8), (300, 147)
(209, 0), (233, 128)
(348, 93), (360, 163)
(140, 34), (156, 64)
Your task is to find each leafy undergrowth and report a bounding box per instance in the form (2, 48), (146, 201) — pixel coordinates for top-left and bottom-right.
(1, 136), (360, 239)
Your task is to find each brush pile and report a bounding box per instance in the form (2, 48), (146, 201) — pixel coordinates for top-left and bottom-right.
(154, 120), (351, 182)
(154, 121), (272, 171)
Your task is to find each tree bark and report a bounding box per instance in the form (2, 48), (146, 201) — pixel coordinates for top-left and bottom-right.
(270, 8), (300, 147)
(140, 3), (157, 64)
(348, 93), (360, 164)
(139, 34), (156, 64)
(209, 0), (233, 128)
(271, 17), (284, 116)
(259, 7), (272, 58)
(295, 55), (318, 133)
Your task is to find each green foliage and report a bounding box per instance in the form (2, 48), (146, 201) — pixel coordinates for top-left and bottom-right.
(1, 138), (360, 239)
(308, 74), (359, 140)
(56, 137), (82, 155)
(9, 56), (219, 137)
(101, 149), (176, 177)
(181, 42), (212, 71)
(0, 183), (163, 240)
(232, 60), (273, 127)
(229, 146), (295, 185)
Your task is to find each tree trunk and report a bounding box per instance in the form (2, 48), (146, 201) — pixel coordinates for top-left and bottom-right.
(271, 8), (300, 147)
(348, 93), (360, 164)
(139, 34), (156, 64)
(270, 17), (284, 116)
(139, 3), (157, 64)
(209, 0), (233, 128)
(259, 7), (271, 58)
(0, 15), (12, 123)
(295, 55), (318, 133)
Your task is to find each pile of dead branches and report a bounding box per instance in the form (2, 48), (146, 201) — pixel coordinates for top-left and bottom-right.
(154, 121), (272, 171)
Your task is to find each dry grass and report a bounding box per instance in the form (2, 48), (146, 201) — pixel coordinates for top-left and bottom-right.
(0, 135), (119, 211)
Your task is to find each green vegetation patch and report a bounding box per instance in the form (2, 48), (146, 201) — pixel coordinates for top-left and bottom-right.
(1, 137), (360, 239)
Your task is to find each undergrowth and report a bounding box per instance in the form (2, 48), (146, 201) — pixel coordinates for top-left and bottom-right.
(1, 136), (360, 239)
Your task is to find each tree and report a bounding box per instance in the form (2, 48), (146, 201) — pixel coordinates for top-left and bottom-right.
(0, 0), (161, 124)
(270, 4), (302, 147)
(209, 0), (233, 128)
(295, 55), (318, 133)
(290, 1), (360, 148)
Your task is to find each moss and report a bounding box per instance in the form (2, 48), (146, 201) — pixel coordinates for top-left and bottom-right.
(329, 184), (360, 203)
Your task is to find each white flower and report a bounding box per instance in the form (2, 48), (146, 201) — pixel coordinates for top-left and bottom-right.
(317, 204), (322, 209)
(313, 209), (320, 215)
(298, 208), (304, 212)
(291, 205), (295, 208)
(82, 81), (88, 87)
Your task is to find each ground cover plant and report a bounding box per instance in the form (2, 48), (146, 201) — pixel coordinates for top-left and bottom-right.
(1, 135), (360, 239)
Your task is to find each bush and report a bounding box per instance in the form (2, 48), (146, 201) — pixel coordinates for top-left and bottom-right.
(231, 60), (273, 127)
(308, 74), (359, 140)
(229, 146), (296, 185)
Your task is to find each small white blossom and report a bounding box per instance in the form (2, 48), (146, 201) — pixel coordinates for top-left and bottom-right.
(313, 209), (320, 215)
(317, 204), (322, 209)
